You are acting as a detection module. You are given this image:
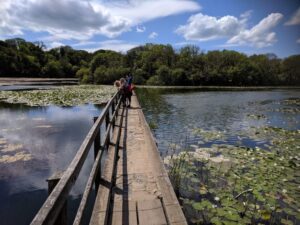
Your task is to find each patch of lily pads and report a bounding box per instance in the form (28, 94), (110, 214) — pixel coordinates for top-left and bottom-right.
(165, 126), (300, 225)
(0, 85), (115, 106)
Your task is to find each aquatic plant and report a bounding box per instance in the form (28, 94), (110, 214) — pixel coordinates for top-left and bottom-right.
(165, 126), (300, 224)
(0, 85), (115, 106)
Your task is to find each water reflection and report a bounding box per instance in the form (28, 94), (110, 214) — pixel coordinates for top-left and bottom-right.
(0, 103), (103, 225)
(136, 88), (300, 155)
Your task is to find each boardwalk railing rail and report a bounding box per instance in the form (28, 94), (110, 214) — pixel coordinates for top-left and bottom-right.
(31, 91), (122, 225)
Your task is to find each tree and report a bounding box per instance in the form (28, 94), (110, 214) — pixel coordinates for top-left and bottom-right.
(282, 55), (300, 85)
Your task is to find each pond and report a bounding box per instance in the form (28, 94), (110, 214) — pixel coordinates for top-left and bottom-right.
(136, 87), (300, 225)
(0, 85), (115, 225)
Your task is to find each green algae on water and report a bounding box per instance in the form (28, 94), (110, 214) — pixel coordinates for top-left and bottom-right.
(0, 85), (115, 106)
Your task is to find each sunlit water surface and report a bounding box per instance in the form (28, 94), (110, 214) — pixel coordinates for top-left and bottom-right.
(0, 101), (102, 225)
(136, 88), (300, 155)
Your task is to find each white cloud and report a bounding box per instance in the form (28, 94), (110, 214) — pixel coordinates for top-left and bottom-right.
(74, 40), (138, 53)
(48, 41), (65, 49)
(285, 7), (300, 25)
(102, 0), (201, 25)
(0, 0), (200, 41)
(228, 13), (283, 48)
(176, 12), (283, 48)
(176, 13), (244, 41)
(136, 26), (146, 33)
(149, 32), (158, 39)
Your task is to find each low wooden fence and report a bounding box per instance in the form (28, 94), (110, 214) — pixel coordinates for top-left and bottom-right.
(31, 91), (122, 225)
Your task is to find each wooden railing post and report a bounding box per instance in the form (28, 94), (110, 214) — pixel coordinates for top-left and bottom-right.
(105, 111), (110, 150)
(46, 171), (67, 225)
(93, 117), (101, 190)
(111, 99), (115, 128)
(115, 95), (118, 119)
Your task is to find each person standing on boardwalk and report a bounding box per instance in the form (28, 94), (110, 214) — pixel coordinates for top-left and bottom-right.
(126, 74), (133, 107)
(119, 78), (127, 107)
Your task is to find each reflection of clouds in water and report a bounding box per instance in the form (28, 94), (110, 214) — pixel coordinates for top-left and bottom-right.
(0, 104), (102, 195)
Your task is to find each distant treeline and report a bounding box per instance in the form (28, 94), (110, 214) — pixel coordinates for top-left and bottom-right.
(1, 38), (299, 86)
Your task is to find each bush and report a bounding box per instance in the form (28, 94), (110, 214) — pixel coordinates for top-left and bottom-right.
(76, 67), (90, 83)
(42, 60), (64, 77)
(94, 67), (130, 84)
(157, 65), (171, 85)
(133, 69), (147, 84)
(171, 68), (187, 85)
(146, 75), (161, 85)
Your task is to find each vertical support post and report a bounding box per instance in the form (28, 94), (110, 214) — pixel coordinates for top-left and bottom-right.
(93, 117), (101, 190)
(115, 96), (118, 119)
(111, 98), (115, 128)
(47, 171), (67, 225)
(105, 111), (110, 150)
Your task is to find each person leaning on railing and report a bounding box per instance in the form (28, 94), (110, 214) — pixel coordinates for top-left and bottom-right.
(114, 77), (134, 108)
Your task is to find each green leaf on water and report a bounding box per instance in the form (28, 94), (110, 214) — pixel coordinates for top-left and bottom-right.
(261, 210), (271, 220)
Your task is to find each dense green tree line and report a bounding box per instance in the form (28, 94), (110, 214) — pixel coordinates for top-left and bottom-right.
(0, 38), (299, 86)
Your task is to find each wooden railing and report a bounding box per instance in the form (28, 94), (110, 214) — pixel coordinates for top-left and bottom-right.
(30, 91), (122, 225)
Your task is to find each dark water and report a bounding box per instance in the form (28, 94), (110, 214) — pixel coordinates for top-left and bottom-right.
(0, 87), (299, 225)
(136, 88), (300, 157)
(0, 102), (102, 225)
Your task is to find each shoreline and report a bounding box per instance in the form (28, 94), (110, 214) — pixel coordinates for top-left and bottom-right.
(137, 85), (300, 90)
(0, 77), (78, 86)
(0, 77), (299, 91)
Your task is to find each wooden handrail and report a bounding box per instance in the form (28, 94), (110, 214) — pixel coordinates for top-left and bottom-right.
(30, 91), (121, 225)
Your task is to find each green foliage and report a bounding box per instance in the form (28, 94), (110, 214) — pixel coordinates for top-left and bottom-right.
(165, 126), (300, 225)
(42, 60), (64, 77)
(133, 69), (147, 84)
(157, 65), (171, 85)
(76, 67), (90, 84)
(94, 66), (129, 84)
(0, 38), (299, 86)
(171, 68), (187, 85)
(146, 75), (161, 85)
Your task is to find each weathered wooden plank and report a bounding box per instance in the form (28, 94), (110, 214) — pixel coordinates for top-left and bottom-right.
(89, 106), (125, 225)
(93, 116), (101, 190)
(138, 199), (168, 225)
(111, 201), (137, 225)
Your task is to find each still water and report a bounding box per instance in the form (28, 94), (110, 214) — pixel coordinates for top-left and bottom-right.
(0, 102), (102, 225)
(136, 88), (300, 155)
(0, 87), (299, 225)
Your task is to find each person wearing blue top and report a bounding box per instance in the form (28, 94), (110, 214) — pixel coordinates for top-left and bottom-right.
(126, 74), (133, 107)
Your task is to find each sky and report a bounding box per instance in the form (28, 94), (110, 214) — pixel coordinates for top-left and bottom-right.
(0, 0), (299, 58)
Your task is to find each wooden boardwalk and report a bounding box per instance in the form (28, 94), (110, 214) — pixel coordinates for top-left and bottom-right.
(90, 94), (187, 225)
(30, 92), (187, 225)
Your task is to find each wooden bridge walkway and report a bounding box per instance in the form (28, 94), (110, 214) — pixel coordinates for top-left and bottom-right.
(31, 92), (187, 225)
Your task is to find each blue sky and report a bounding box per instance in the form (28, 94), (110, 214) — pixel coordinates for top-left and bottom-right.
(0, 0), (299, 58)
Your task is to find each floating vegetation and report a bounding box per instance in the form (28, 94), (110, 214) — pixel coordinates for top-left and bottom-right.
(1, 144), (24, 153)
(0, 138), (6, 145)
(165, 126), (300, 225)
(148, 121), (158, 129)
(282, 98), (300, 106)
(247, 114), (266, 119)
(34, 125), (52, 129)
(193, 128), (226, 142)
(0, 151), (32, 163)
(1, 128), (22, 132)
(0, 85), (115, 106)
